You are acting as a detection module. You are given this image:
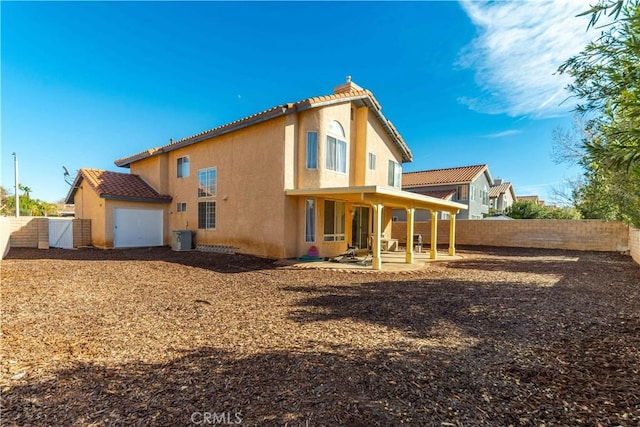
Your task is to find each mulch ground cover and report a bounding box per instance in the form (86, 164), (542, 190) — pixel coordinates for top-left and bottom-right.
(1, 246), (639, 426)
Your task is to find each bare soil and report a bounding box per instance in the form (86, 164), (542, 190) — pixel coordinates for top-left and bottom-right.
(1, 246), (639, 426)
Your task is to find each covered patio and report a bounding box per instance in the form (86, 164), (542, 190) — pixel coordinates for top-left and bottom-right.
(286, 185), (466, 270)
(277, 249), (463, 272)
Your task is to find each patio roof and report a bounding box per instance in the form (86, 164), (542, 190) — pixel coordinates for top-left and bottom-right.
(285, 185), (466, 213)
(287, 186), (465, 270)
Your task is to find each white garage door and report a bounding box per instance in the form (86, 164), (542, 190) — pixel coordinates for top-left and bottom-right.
(113, 208), (163, 248)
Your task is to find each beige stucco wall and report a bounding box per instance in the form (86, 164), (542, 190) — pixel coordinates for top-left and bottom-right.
(364, 111), (405, 187)
(294, 103), (404, 190)
(131, 155), (169, 194)
(130, 117), (290, 258)
(117, 99), (408, 259)
(73, 184), (107, 248)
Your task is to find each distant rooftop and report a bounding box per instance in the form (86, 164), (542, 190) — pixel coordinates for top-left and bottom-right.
(403, 164), (489, 187)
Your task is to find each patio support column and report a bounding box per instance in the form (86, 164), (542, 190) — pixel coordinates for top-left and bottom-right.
(430, 210), (438, 260)
(448, 213), (456, 256)
(405, 207), (415, 264)
(372, 203), (383, 270)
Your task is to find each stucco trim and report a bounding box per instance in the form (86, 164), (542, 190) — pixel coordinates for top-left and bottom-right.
(285, 185), (466, 213)
(100, 195), (172, 203)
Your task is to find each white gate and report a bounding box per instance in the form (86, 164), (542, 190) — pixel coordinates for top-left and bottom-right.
(49, 218), (74, 249)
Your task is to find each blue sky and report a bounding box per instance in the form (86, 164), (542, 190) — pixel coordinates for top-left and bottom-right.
(1, 1), (598, 204)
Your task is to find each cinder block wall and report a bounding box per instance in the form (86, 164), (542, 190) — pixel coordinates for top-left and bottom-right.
(7, 217), (91, 249)
(9, 217), (47, 248)
(630, 227), (640, 265)
(73, 219), (92, 247)
(392, 219), (630, 252)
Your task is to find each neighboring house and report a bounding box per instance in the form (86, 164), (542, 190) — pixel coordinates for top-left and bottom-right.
(66, 78), (466, 269)
(396, 164), (493, 220)
(489, 179), (517, 212)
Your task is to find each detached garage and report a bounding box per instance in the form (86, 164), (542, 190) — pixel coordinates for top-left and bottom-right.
(65, 169), (172, 249)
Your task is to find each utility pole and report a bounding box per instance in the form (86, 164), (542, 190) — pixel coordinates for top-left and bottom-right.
(12, 152), (19, 217)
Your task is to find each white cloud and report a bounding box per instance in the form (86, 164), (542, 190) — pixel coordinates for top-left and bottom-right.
(458, 0), (598, 118)
(482, 129), (522, 138)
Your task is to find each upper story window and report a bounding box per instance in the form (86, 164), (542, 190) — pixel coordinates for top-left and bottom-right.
(306, 131), (318, 169)
(368, 152), (376, 170)
(198, 167), (217, 198)
(328, 120), (345, 137)
(177, 156), (190, 178)
(457, 185), (468, 201)
(326, 120), (347, 174)
(387, 160), (401, 187)
(470, 185), (477, 201)
(482, 186), (489, 205)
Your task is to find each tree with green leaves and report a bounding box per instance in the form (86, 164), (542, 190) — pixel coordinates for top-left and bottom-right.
(504, 200), (581, 219)
(0, 185), (58, 217)
(557, 0), (640, 227)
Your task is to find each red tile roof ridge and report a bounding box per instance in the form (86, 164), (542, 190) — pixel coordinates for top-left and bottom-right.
(403, 164), (488, 175)
(115, 86), (404, 167)
(78, 168), (172, 202)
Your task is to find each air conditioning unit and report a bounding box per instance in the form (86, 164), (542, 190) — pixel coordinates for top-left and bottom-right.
(172, 230), (192, 251)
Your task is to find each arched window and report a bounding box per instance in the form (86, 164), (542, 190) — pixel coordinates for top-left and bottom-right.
(326, 120), (347, 173)
(328, 120), (345, 138)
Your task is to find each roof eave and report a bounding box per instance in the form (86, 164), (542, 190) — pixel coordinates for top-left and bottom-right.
(100, 194), (173, 203)
(64, 174), (84, 204)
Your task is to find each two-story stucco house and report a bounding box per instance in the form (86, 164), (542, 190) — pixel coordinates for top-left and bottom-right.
(66, 79), (466, 269)
(396, 164), (494, 220)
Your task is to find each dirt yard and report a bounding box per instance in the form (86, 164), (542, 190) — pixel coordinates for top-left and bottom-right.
(1, 246), (639, 426)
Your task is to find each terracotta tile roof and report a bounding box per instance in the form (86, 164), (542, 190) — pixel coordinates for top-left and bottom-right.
(409, 189), (456, 200)
(489, 181), (513, 198)
(65, 168), (172, 204)
(402, 164), (488, 187)
(115, 85), (411, 167)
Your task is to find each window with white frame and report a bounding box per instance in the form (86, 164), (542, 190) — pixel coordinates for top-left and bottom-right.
(198, 168), (217, 198)
(326, 120), (347, 173)
(387, 160), (401, 187)
(457, 185), (468, 201)
(470, 185), (477, 201)
(306, 131), (318, 169)
(305, 198), (316, 242)
(177, 156), (190, 178)
(197, 167), (216, 229)
(323, 200), (345, 241)
(198, 201), (216, 229)
(177, 202), (187, 212)
(368, 152), (376, 170)
(482, 186), (489, 205)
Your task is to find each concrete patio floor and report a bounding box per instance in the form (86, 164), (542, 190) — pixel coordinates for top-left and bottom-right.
(277, 249), (463, 272)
